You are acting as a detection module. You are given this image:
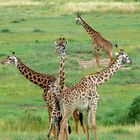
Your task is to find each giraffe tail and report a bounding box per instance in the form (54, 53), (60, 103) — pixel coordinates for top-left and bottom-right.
(68, 123), (72, 134)
(79, 112), (84, 126)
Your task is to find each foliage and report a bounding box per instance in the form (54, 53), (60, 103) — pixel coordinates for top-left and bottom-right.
(123, 96), (140, 124)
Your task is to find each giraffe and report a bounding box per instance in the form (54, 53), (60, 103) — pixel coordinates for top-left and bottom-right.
(47, 38), (86, 139)
(75, 13), (118, 68)
(1, 52), (56, 92)
(53, 49), (132, 140)
(47, 37), (67, 139)
(1, 52), (85, 136)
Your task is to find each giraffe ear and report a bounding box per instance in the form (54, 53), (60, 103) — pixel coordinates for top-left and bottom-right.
(114, 52), (119, 56)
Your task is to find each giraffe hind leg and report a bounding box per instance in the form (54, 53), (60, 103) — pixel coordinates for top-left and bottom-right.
(106, 48), (113, 63)
(73, 111), (79, 134)
(91, 110), (98, 140)
(79, 112), (86, 134)
(58, 110), (73, 140)
(86, 110), (91, 140)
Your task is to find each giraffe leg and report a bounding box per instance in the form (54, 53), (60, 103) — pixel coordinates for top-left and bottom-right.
(94, 47), (100, 69)
(58, 111), (72, 140)
(58, 117), (68, 140)
(79, 112), (86, 134)
(47, 106), (57, 138)
(91, 110), (98, 140)
(47, 117), (55, 138)
(106, 48), (113, 63)
(55, 122), (60, 140)
(73, 111), (79, 134)
(65, 122), (70, 140)
(91, 96), (99, 140)
(86, 110), (91, 140)
(52, 126), (56, 139)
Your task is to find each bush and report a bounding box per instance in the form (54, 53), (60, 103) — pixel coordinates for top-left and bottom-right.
(1, 29), (10, 33)
(11, 20), (20, 23)
(33, 29), (42, 32)
(123, 96), (140, 124)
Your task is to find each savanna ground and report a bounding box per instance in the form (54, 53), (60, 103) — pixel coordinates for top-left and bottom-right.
(0, 0), (140, 140)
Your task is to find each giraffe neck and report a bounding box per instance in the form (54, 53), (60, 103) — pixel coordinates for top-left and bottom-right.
(15, 58), (53, 89)
(59, 53), (65, 93)
(79, 16), (98, 39)
(89, 55), (122, 86)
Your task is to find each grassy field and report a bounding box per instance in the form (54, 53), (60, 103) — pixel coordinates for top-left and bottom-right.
(0, 0), (140, 140)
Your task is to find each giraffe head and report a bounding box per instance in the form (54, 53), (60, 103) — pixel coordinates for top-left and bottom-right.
(115, 49), (132, 64)
(1, 52), (18, 67)
(75, 13), (82, 25)
(55, 38), (68, 54)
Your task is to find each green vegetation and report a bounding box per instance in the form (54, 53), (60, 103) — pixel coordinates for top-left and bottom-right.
(0, 1), (140, 140)
(124, 96), (140, 124)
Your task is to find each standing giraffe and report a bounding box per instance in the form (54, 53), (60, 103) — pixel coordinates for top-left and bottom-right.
(1, 52), (58, 136)
(54, 49), (132, 140)
(75, 13), (118, 67)
(47, 38), (86, 139)
(1, 52), (85, 136)
(47, 37), (67, 139)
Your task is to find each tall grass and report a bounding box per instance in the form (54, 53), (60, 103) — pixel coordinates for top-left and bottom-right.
(0, 1), (140, 14)
(0, 0), (43, 6)
(63, 2), (140, 13)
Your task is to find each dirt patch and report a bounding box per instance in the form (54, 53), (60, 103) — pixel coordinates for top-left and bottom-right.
(78, 58), (110, 68)
(78, 58), (131, 70)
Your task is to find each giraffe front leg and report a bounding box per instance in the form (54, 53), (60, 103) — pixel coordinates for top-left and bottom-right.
(91, 109), (98, 140)
(86, 110), (91, 140)
(47, 113), (55, 138)
(47, 106), (57, 138)
(93, 44), (100, 69)
(91, 96), (99, 140)
(55, 122), (60, 140)
(58, 117), (67, 140)
(65, 122), (70, 140)
(58, 111), (72, 140)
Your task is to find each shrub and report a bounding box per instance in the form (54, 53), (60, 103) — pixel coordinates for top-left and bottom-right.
(11, 20), (20, 23)
(123, 96), (140, 124)
(1, 29), (10, 33)
(33, 29), (42, 32)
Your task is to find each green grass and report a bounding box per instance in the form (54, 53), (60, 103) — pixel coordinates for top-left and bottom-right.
(0, 1), (140, 140)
